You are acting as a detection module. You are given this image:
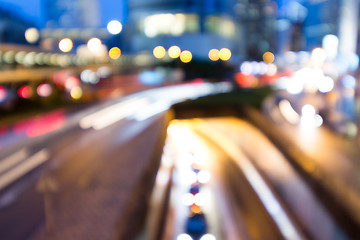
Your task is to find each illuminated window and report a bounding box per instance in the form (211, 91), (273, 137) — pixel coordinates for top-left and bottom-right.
(142, 13), (199, 37)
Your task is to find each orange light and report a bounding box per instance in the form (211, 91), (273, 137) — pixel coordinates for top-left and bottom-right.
(263, 52), (275, 63)
(190, 204), (201, 214)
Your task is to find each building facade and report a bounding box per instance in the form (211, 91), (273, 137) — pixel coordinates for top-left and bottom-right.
(125, 0), (241, 60)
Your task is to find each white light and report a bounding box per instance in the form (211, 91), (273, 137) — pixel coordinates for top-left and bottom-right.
(286, 80), (303, 94)
(279, 100), (300, 124)
(240, 61), (252, 75)
(318, 76), (334, 93)
(311, 48), (327, 64)
(197, 170), (211, 184)
(177, 234), (193, 240)
(184, 170), (198, 184)
(25, 28), (39, 43)
(301, 104), (316, 117)
(182, 193), (194, 206)
(267, 63), (277, 76)
(194, 193), (207, 206)
(107, 20), (122, 34)
(322, 34), (338, 60)
(87, 38), (102, 52)
(314, 114), (323, 127)
(200, 234), (216, 240)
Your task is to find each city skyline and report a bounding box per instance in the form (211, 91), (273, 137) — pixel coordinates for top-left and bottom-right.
(0, 0), (126, 28)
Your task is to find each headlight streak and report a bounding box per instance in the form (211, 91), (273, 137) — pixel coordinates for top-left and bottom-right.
(79, 82), (233, 129)
(191, 119), (304, 240)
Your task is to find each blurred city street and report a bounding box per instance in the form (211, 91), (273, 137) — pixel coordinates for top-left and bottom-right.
(1, 0), (360, 240)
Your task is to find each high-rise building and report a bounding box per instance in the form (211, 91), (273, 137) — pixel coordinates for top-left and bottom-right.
(125, 0), (240, 60)
(42, 0), (100, 28)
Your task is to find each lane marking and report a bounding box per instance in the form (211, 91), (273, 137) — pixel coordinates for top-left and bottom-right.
(0, 149), (50, 191)
(191, 119), (304, 240)
(0, 149), (28, 175)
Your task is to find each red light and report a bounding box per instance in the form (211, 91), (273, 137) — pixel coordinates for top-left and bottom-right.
(18, 86), (33, 99)
(37, 83), (53, 97)
(0, 86), (7, 101)
(64, 76), (80, 91)
(235, 72), (257, 88)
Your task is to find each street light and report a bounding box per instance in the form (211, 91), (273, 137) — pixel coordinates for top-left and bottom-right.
(25, 28), (39, 44)
(107, 20), (122, 35)
(59, 38), (73, 53)
(87, 38), (102, 52)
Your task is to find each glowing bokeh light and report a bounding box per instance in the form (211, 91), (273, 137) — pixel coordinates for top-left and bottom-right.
(168, 46), (181, 58)
(70, 86), (83, 100)
(219, 48), (231, 61)
(302, 104), (316, 117)
(190, 204), (202, 214)
(342, 74), (356, 89)
(37, 83), (53, 97)
(322, 34), (338, 60)
(15, 51), (26, 64)
(109, 47), (121, 60)
(64, 76), (80, 91)
(0, 86), (7, 101)
(25, 28), (39, 43)
(208, 49), (220, 61)
(18, 86), (33, 99)
(177, 233), (193, 240)
(107, 20), (122, 34)
(180, 50), (192, 63)
(153, 46), (166, 59)
(87, 38), (102, 51)
(318, 76), (334, 93)
(197, 170), (211, 184)
(263, 52), (275, 63)
(194, 193), (206, 206)
(200, 234), (216, 240)
(184, 170), (198, 184)
(311, 47), (327, 64)
(182, 193), (195, 206)
(59, 38), (73, 52)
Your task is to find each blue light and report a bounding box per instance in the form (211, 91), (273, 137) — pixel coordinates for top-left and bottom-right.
(139, 71), (164, 85)
(342, 75), (356, 89)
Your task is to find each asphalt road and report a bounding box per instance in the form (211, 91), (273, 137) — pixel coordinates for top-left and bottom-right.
(0, 82), (231, 240)
(159, 117), (352, 240)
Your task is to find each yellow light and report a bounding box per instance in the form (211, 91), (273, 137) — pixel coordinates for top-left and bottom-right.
(109, 47), (121, 60)
(180, 50), (192, 63)
(70, 86), (83, 100)
(219, 48), (231, 61)
(208, 49), (220, 61)
(59, 38), (73, 53)
(168, 46), (181, 58)
(25, 28), (39, 44)
(263, 51), (275, 63)
(153, 46), (166, 59)
(87, 38), (102, 51)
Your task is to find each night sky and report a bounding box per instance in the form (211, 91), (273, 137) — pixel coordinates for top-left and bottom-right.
(0, 0), (126, 28)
